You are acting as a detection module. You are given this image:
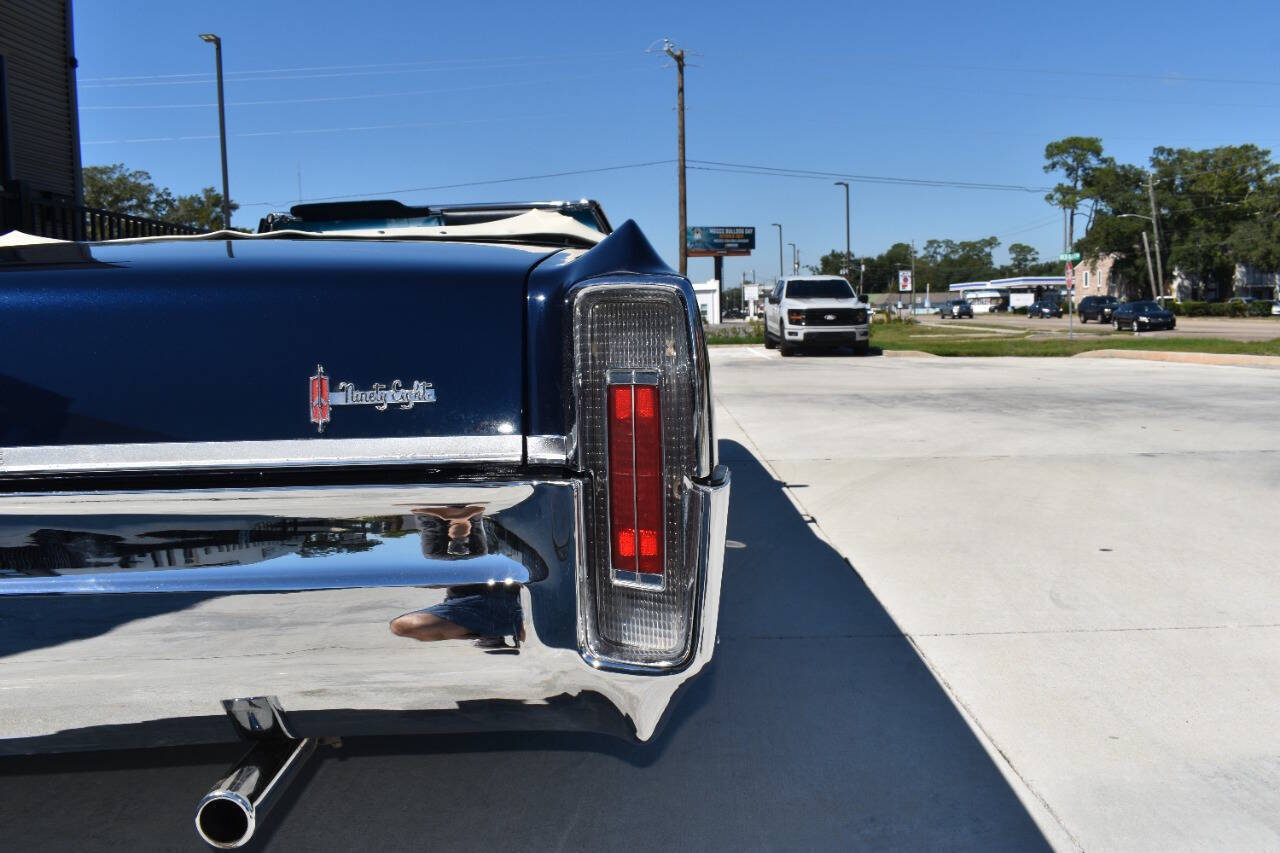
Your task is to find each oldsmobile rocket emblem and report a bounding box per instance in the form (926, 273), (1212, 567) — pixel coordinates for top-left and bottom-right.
(309, 365), (435, 433)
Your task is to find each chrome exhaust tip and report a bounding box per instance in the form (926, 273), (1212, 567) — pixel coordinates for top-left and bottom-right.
(195, 737), (316, 849)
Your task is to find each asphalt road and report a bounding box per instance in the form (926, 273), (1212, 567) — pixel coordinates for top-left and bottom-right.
(919, 311), (1280, 341)
(3, 349), (1277, 851)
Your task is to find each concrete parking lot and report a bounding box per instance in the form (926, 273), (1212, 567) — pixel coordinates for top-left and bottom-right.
(712, 346), (1280, 851)
(921, 311), (1280, 341)
(1, 349), (1277, 851)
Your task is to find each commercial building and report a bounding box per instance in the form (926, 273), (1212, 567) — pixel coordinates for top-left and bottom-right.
(948, 276), (1068, 310)
(692, 279), (721, 323)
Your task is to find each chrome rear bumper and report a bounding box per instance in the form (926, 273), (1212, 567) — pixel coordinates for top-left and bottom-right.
(0, 470), (729, 754)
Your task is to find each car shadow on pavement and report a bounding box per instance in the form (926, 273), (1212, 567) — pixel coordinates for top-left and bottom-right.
(0, 440), (1049, 852)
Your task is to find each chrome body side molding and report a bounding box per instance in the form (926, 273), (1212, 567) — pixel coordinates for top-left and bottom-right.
(524, 434), (569, 466)
(0, 435), (522, 476)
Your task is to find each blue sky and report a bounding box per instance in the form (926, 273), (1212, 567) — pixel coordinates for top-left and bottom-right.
(73, 0), (1280, 289)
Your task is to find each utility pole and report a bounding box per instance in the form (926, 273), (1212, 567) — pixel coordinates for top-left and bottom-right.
(910, 240), (917, 312)
(788, 242), (797, 275)
(1146, 173), (1165, 300)
(663, 39), (687, 276)
(771, 223), (783, 277)
(1064, 206), (1074, 340)
(199, 34), (231, 230)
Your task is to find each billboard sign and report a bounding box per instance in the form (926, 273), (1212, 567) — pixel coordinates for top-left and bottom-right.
(898, 270), (913, 292)
(687, 226), (756, 256)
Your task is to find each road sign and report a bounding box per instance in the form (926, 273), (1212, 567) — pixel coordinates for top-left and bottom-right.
(1059, 252), (1081, 262)
(898, 270), (913, 292)
(1065, 260), (1075, 291)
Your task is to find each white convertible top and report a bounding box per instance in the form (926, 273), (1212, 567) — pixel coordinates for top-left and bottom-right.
(0, 208), (604, 248)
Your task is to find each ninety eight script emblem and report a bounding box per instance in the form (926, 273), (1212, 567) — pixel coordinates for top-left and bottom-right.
(309, 364), (435, 433)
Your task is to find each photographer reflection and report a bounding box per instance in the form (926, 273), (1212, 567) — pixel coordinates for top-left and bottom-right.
(388, 505), (525, 647)
(389, 582), (525, 647)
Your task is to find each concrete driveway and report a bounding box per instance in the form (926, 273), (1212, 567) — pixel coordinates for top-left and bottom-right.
(711, 345), (1280, 851)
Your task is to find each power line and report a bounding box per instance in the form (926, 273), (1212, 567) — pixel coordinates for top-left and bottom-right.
(224, 156), (1067, 209)
(83, 115), (522, 146)
(687, 159), (1052, 193)
(77, 51), (639, 89)
(80, 70), (649, 110)
(237, 160), (678, 207)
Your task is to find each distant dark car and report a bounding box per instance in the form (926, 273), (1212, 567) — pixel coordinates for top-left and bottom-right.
(1027, 301), (1062, 318)
(1113, 300), (1176, 332)
(939, 299), (973, 319)
(1078, 295), (1119, 323)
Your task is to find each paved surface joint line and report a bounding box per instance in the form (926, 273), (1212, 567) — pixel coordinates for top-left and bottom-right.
(905, 634), (1086, 852)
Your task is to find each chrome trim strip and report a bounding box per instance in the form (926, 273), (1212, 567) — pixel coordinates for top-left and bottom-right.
(0, 481), (559, 595)
(525, 434), (569, 466)
(604, 368), (661, 386)
(0, 435), (522, 475)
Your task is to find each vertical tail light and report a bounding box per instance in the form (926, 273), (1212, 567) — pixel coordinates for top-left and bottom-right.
(572, 284), (708, 667)
(607, 373), (664, 586)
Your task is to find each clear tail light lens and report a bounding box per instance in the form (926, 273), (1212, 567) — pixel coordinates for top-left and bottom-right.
(572, 285), (702, 666)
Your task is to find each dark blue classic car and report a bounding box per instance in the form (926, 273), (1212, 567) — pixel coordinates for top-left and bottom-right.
(0, 201), (729, 848)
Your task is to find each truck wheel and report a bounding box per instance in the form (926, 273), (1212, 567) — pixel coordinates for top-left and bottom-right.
(854, 340), (870, 356)
(1079, 315), (1087, 324)
(764, 327), (776, 349)
(780, 341), (794, 357)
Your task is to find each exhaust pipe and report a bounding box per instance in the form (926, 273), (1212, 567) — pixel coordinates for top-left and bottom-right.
(195, 736), (317, 849)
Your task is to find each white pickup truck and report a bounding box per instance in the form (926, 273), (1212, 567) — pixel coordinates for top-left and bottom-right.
(763, 276), (871, 356)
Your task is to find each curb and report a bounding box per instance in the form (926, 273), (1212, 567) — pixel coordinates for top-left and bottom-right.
(880, 349), (939, 359)
(1073, 349), (1280, 369)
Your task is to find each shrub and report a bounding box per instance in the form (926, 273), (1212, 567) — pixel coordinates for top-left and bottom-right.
(1247, 301), (1276, 317)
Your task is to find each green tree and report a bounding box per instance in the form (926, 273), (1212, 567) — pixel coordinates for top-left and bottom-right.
(1006, 243), (1039, 273)
(918, 236), (1000, 286)
(810, 249), (856, 285)
(1043, 137), (1109, 211)
(82, 163), (173, 219)
(1151, 144), (1277, 296)
(81, 163), (237, 231)
(168, 187), (238, 230)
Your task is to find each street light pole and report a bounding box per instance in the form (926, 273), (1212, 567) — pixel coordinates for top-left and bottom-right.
(1141, 231), (1158, 300)
(834, 181), (851, 282)
(771, 223), (783, 278)
(199, 34), (231, 230)
(1146, 173), (1165, 300)
(1118, 212), (1164, 300)
(787, 242), (797, 275)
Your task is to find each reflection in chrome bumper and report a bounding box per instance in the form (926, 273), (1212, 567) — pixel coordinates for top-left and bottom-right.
(0, 472), (729, 753)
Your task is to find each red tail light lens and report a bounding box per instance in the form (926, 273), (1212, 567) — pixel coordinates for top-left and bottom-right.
(607, 379), (664, 583)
